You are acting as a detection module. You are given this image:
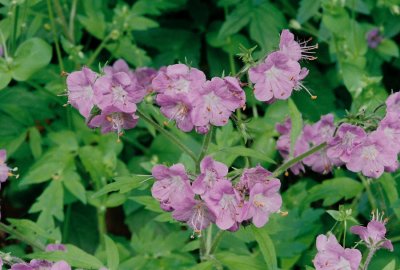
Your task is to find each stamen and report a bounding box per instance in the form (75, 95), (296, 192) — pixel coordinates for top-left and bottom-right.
(298, 83), (317, 100)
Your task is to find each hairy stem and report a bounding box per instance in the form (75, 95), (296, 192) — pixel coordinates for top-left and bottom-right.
(87, 33), (112, 67)
(197, 126), (213, 166)
(272, 142), (327, 177)
(205, 224), (213, 256)
(209, 230), (225, 255)
(0, 222), (46, 251)
(46, 0), (65, 72)
(136, 109), (197, 162)
(97, 206), (107, 248)
(362, 248), (376, 270)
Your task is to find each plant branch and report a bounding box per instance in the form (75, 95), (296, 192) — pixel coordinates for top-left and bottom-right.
(46, 0), (65, 72)
(136, 109), (197, 162)
(0, 222), (46, 251)
(272, 142), (327, 177)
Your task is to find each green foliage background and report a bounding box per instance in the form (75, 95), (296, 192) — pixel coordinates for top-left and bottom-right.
(0, 0), (399, 269)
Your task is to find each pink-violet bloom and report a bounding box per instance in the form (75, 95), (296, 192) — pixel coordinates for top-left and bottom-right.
(377, 112), (400, 152)
(303, 114), (339, 174)
(279, 29), (318, 61)
(240, 181), (282, 228)
(195, 125), (210, 134)
(327, 124), (367, 163)
(248, 51), (301, 102)
(350, 212), (393, 251)
(152, 64), (206, 98)
(94, 72), (144, 113)
(0, 149), (10, 184)
(156, 94), (194, 132)
(192, 156), (228, 195)
(172, 198), (216, 235)
(191, 77), (245, 127)
(45, 244), (66, 252)
(133, 67), (157, 93)
(204, 180), (241, 230)
(366, 28), (383, 49)
(103, 59), (132, 76)
(66, 67), (98, 118)
(313, 234), (361, 270)
(88, 106), (138, 136)
(237, 165), (278, 191)
(385, 92), (400, 113)
(346, 130), (398, 178)
(11, 260), (71, 270)
(151, 164), (194, 211)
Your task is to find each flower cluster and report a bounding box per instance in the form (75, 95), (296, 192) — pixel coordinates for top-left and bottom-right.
(1, 244), (71, 270)
(0, 149), (11, 187)
(313, 211), (393, 269)
(277, 92), (400, 178)
(249, 29), (317, 103)
(66, 60), (157, 138)
(152, 64), (245, 133)
(151, 156), (282, 235)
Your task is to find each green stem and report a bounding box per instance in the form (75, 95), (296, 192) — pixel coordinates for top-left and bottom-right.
(53, 0), (72, 43)
(97, 206), (107, 248)
(209, 230), (225, 255)
(343, 220), (347, 247)
(87, 33), (112, 67)
(272, 142), (327, 177)
(136, 109), (197, 162)
(46, 0), (65, 72)
(359, 174), (377, 210)
(390, 235), (400, 242)
(205, 224), (213, 256)
(10, 3), (19, 54)
(362, 248), (376, 270)
(197, 126), (213, 166)
(69, 0), (78, 44)
(0, 222), (46, 251)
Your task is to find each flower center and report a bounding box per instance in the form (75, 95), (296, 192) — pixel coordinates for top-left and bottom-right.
(342, 131), (356, 147)
(112, 85), (128, 103)
(173, 78), (190, 93)
(82, 85), (94, 100)
(253, 194), (265, 208)
(361, 145), (379, 161)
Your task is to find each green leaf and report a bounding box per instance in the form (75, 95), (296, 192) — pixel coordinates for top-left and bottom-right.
(218, 2), (251, 38)
(251, 226), (277, 270)
(376, 39), (399, 58)
(216, 146), (276, 164)
(29, 180), (64, 222)
(104, 235), (120, 270)
(7, 218), (56, 244)
(11, 38), (52, 81)
(20, 148), (75, 185)
(129, 196), (164, 213)
(249, 2), (286, 53)
(382, 259), (396, 270)
(297, 0), (321, 24)
(29, 127), (42, 159)
(378, 174), (400, 220)
(105, 193), (127, 208)
(62, 171), (87, 204)
(307, 177), (363, 206)
(106, 37), (152, 67)
(341, 62), (365, 97)
(28, 244), (104, 269)
(91, 175), (151, 198)
(326, 210), (341, 221)
(0, 58), (12, 90)
(215, 251), (265, 270)
(77, 0), (106, 39)
(288, 99), (302, 159)
(129, 16), (159, 31)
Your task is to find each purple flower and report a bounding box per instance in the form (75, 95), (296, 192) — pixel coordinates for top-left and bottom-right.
(0, 149), (10, 183)
(104, 59), (132, 76)
(156, 94), (194, 132)
(350, 213), (393, 251)
(88, 106), (138, 135)
(133, 67), (157, 93)
(195, 125), (210, 134)
(313, 234), (361, 270)
(327, 124), (367, 163)
(152, 64), (206, 98)
(204, 180), (241, 230)
(248, 51), (301, 102)
(94, 72), (144, 113)
(66, 67), (98, 118)
(192, 156), (228, 195)
(279, 29), (317, 61)
(386, 92), (400, 113)
(303, 114), (339, 174)
(151, 164), (194, 211)
(240, 181), (282, 227)
(191, 77), (245, 127)
(237, 165), (278, 191)
(46, 244), (66, 252)
(10, 260), (70, 270)
(275, 119), (309, 174)
(346, 130), (398, 178)
(172, 198), (216, 235)
(366, 28), (383, 49)
(377, 112), (400, 152)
